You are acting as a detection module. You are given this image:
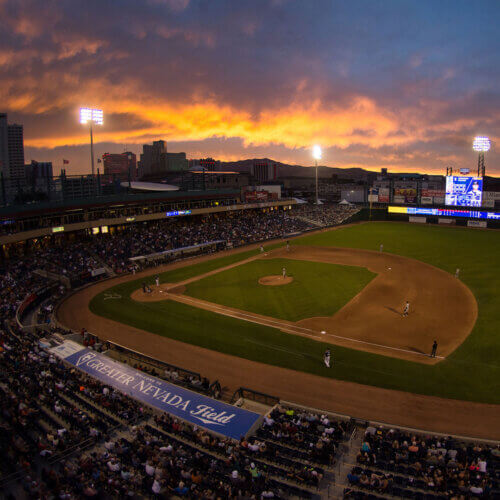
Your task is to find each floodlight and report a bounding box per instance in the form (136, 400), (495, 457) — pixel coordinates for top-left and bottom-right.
(80, 107), (103, 177)
(312, 145), (322, 160)
(80, 107), (103, 125)
(473, 136), (490, 152)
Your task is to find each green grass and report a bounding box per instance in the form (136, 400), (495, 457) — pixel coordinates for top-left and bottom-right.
(184, 258), (375, 321)
(90, 222), (500, 404)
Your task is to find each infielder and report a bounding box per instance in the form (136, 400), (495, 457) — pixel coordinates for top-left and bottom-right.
(380, 243), (384, 252)
(155, 275), (160, 287)
(323, 349), (332, 368)
(402, 300), (410, 317)
(260, 245), (264, 253)
(282, 267), (286, 279)
(286, 240), (290, 252)
(455, 268), (460, 279)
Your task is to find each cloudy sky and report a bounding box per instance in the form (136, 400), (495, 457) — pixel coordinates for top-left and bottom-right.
(2, 0), (499, 175)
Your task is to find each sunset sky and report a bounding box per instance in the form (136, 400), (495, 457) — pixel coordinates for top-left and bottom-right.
(2, 0), (499, 176)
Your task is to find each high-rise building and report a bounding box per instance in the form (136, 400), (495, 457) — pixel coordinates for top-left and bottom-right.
(138, 140), (188, 178)
(252, 159), (277, 182)
(0, 113), (10, 179)
(102, 152), (137, 179)
(139, 140), (167, 177)
(7, 123), (24, 179)
(0, 113), (25, 180)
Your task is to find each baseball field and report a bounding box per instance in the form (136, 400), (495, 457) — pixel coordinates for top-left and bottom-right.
(72, 221), (500, 411)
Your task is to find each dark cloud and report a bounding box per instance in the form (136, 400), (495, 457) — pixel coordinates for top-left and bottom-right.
(2, 0), (499, 175)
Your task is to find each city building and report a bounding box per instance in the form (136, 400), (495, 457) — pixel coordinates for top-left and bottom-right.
(0, 113), (25, 180)
(7, 123), (24, 179)
(138, 140), (188, 179)
(188, 157), (221, 171)
(102, 152), (137, 180)
(252, 159), (278, 182)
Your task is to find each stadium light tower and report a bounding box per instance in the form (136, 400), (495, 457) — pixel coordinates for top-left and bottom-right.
(80, 108), (103, 176)
(312, 145), (322, 205)
(473, 136), (490, 177)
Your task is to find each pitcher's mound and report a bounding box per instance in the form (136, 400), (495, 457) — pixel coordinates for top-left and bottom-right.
(258, 275), (294, 286)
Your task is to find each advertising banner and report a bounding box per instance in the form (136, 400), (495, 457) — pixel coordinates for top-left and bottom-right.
(244, 190), (278, 202)
(467, 220), (487, 228)
(421, 196), (433, 205)
(388, 206), (500, 220)
(421, 189), (445, 197)
(394, 188), (417, 203)
(409, 216), (426, 223)
(51, 341), (261, 439)
(433, 197), (445, 205)
(378, 188), (390, 203)
(393, 195), (405, 204)
(368, 194), (379, 202)
(438, 218), (455, 224)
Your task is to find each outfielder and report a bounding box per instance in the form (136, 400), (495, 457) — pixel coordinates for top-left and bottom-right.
(402, 300), (410, 317)
(323, 349), (332, 368)
(380, 243), (384, 252)
(282, 267), (286, 278)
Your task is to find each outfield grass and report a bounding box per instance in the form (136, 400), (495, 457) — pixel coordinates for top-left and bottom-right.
(90, 222), (500, 404)
(184, 258), (375, 321)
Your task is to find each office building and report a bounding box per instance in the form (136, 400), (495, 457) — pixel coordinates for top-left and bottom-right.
(102, 152), (137, 179)
(0, 113), (25, 180)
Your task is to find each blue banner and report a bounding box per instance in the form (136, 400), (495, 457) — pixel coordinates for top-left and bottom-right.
(51, 341), (260, 439)
(389, 206), (500, 220)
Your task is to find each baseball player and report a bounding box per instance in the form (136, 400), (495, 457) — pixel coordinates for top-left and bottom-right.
(431, 340), (438, 358)
(455, 268), (460, 279)
(260, 245), (264, 253)
(286, 240), (290, 252)
(282, 267), (286, 279)
(155, 275), (160, 287)
(402, 300), (410, 317)
(323, 349), (332, 368)
(380, 243), (384, 252)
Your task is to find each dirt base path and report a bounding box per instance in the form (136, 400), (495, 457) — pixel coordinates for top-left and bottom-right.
(56, 244), (500, 440)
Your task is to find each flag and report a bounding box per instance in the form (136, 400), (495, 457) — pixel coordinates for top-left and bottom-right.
(63, 159), (69, 165)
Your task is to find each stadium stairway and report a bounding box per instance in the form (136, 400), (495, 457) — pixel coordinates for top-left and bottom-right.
(293, 215), (326, 228)
(86, 247), (116, 277)
(329, 424), (364, 498)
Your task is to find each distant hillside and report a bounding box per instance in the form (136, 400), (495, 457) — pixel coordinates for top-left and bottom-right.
(218, 158), (377, 180)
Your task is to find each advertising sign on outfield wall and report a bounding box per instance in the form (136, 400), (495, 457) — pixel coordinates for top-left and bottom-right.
(51, 341), (261, 439)
(421, 196), (433, 205)
(467, 220), (487, 228)
(393, 195), (405, 204)
(409, 216), (427, 223)
(438, 218), (455, 224)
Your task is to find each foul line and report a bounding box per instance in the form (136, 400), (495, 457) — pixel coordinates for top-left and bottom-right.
(168, 294), (444, 360)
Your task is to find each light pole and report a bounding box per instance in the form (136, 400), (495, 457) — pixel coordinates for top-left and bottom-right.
(472, 136), (490, 177)
(80, 108), (103, 176)
(312, 145), (322, 205)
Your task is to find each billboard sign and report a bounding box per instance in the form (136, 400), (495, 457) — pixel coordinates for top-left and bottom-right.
(467, 220), (487, 228)
(394, 188), (417, 203)
(51, 341), (260, 440)
(445, 176), (482, 207)
(388, 206), (500, 220)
